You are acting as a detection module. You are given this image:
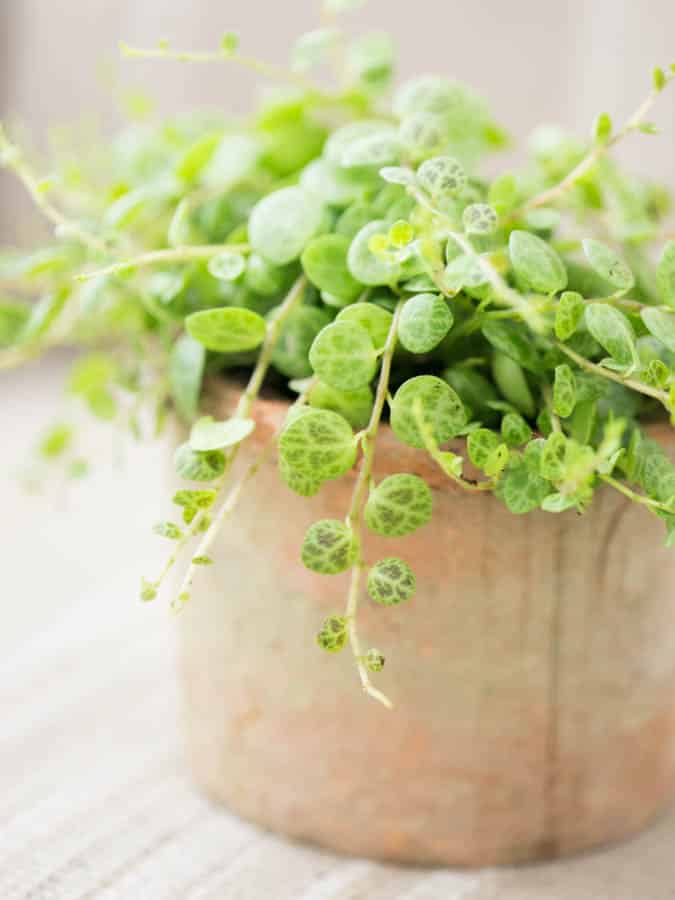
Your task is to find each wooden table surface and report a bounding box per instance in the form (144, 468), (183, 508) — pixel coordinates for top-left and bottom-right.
(3, 356), (675, 899)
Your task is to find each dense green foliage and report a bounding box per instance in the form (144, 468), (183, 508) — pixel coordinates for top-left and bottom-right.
(2, 1), (675, 707)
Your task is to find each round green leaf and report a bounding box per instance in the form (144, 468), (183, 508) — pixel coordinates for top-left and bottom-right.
(496, 456), (551, 514)
(541, 492), (578, 513)
(390, 375), (466, 449)
(491, 352), (535, 418)
(316, 615), (348, 652)
(522, 209), (561, 233)
(324, 120), (396, 166)
(442, 254), (488, 293)
(336, 302), (393, 351)
(481, 319), (541, 373)
(169, 334), (205, 423)
(340, 132), (401, 168)
(244, 254), (288, 296)
(186, 307), (266, 353)
(346, 31), (394, 90)
(442, 367), (498, 419)
(0, 300), (29, 345)
(585, 303), (638, 369)
(175, 132), (221, 182)
(207, 250), (246, 282)
(467, 428), (500, 470)
(400, 113), (448, 157)
(540, 432), (568, 482)
(279, 456), (322, 497)
(347, 220), (401, 286)
(301, 234), (361, 302)
(308, 380), (373, 430)
(501, 412), (532, 447)
(643, 358), (670, 389)
(552, 364), (577, 418)
(336, 201), (379, 239)
(632, 439), (675, 503)
(364, 648), (385, 671)
(278, 408), (356, 481)
(656, 241), (675, 307)
(415, 156), (466, 199)
(271, 305), (331, 378)
(582, 239), (634, 292)
(462, 203), (498, 235)
(300, 158), (376, 206)
(398, 293), (453, 354)
(174, 443), (226, 482)
(301, 520), (356, 574)
(488, 173), (518, 214)
(248, 186), (324, 265)
(555, 291), (585, 341)
(393, 75), (460, 118)
(189, 416), (255, 452)
(367, 557), (416, 605)
(20, 291), (68, 342)
(365, 473), (433, 537)
(509, 230), (567, 294)
(379, 166), (416, 187)
(641, 307), (675, 353)
(309, 321), (377, 391)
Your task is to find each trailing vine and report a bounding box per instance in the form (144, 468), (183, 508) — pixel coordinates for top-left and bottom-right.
(2, 0), (675, 705)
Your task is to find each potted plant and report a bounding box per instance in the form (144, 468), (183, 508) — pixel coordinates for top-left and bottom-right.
(2, 1), (675, 867)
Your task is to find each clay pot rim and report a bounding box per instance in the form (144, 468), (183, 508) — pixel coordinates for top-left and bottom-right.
(205, 374), (675, 492)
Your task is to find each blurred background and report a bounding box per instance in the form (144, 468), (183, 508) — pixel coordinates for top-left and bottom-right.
(2, 0), (675, 243)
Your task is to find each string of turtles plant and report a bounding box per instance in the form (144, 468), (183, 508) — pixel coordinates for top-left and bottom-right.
(2, 0), (675, 707)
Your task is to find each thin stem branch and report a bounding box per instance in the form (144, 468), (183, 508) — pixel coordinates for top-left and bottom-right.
(76, 244), (250, 281)
(170, 381), (316, 607)
(153, 509), (208, 590)
(342, 299), (405, 710)
(413, 398), (495, 492)
(172, 276), (307, 607)
(600, 473), (675, 515)
(409, 186), (545, 332)
(120, 41), (326, 96)
(513, 75), (674, 219)
(556, 341), (670, 409)
(0, 124), (108, 254)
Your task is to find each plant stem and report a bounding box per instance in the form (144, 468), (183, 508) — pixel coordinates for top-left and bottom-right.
(0, 124), (108, 254)
(409, 186), (545, 332)
(450, 228), (544, 331)
(172, 276), (307, 607)
(120, 41), (327, 96)
(513, 76), (673, 219)
(556, 341), (670, 409)
(343, 299), (405, 710)
(153, 510), (207, 589)
(170, 381), (317, 607)
(76, 244), (250, 281)
(600, 473), (675, 515)
(412, 397), (495, 492)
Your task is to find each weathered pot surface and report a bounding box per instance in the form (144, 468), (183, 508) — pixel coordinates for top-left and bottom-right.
(179, 384), (675, 866)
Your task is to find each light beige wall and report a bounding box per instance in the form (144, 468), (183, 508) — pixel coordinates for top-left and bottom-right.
(2, 0), (675, 241)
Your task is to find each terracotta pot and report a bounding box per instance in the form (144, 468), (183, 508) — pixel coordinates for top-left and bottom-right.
(178, 384), (675, 866)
